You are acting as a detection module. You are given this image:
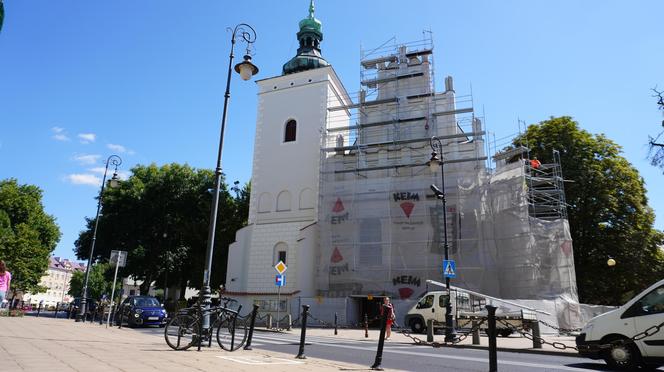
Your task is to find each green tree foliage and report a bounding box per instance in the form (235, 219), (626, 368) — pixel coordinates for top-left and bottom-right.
(648, 88), (664, 170)
(74, 163), (250, 297)
(513, 117), (664, 304)
(0, 179), (61, 295)
(68, 263), (118, 300)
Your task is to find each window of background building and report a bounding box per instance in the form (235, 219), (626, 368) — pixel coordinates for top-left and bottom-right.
(284, 119), (297, 142)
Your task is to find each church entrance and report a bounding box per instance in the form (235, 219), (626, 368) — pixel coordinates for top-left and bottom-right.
(349, 295), (385, 328)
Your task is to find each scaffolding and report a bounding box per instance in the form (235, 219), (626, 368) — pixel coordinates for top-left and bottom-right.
(316, 38), (580, 328)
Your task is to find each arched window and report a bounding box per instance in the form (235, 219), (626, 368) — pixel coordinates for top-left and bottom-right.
(284, 119), (297, 142)
(273, 242), (288, 265)
(258, 192), (273, 213)
(276, 190), (292, 211)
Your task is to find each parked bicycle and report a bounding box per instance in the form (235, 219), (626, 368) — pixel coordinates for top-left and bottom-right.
(164, 296), (248, 351)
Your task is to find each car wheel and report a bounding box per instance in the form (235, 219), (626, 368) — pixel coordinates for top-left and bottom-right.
(499, 329), (512, 337)
(410, 318), (425, 334)
(602, 336), (641, 370)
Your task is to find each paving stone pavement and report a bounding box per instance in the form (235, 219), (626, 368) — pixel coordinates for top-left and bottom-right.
(0, 316), (390, 372)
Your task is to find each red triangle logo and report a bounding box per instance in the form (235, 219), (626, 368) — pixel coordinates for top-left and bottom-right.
(332, 198), (345, 213)
(331, 247), (344, 263)
(398, 287), (414, 299)
(400, 202), (414, 218)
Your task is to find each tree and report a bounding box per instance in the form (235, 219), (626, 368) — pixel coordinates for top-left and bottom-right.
(74, 163), (250, 298)
(648, 87), (664, 170)
(512, 117), (664, 305)
(0, 179), (61, 296)
(68, 263), (118, 300)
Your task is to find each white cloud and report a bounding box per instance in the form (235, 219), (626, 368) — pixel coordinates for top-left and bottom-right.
(78, 133), (96, 144)
(73, 154), (101, 165)
(65, 174), (101, 187)
(53, 134), (70, 141)
(107, 143), (127, 153)
(88, 167), (106, 175)
(88, 167), (129, 180)
(51, 127), (70, 141)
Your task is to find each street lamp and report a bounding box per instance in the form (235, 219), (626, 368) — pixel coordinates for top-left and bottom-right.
(427, 136), (457, 343)
(201, 23), (258, 331)
(61, 261), (72, 304)
(76, 155), (122, 322)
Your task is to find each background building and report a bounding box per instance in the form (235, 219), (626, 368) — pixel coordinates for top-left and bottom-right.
(226, 4), (579, 329)
(23, 257), (86, 307)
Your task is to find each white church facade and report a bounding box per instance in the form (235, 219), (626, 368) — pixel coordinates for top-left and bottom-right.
(225, 2), (580, 329)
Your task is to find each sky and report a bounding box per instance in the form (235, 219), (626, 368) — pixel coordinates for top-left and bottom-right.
(1, 1), (662, 262)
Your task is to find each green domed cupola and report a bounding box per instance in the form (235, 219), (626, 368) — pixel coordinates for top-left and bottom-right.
(282, 0), (329, 75)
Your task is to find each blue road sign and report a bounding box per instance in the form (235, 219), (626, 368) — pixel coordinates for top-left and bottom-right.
(275, 274), (286, 287)
(443, 260), (456, 278)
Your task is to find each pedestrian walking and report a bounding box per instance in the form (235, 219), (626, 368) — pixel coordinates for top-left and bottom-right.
(380, 297), (396, 340)
(0, 261), (11, 309)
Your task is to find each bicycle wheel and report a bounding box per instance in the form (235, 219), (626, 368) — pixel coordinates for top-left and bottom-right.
(216, 314), (248, 351)
(164, 314), (200, 351)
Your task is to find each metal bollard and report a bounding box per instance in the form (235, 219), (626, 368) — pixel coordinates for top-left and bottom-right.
(472, 320), (480, 345)
(427, 319), (434, 342)
(486, 305), (498, 372)
(37, 303), (42, 317)
(370, 304), (389, 370)
(334, 312), (338, 335)
(295, 305), (310, 359)
(266, 313), (273, 329)
(286, 314), (292, 331)
(197, 305), (203, 352)
(364, 313), (369, 338)
(118, 305), (124, 329)
(531, 320), (542, 349)
(54, 303), (59, 318)
(244, 304), (260, 350)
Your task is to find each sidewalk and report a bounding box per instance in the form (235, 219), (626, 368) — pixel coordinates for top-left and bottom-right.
(258, 326), (580, 357)
(0, 317), (398, 372)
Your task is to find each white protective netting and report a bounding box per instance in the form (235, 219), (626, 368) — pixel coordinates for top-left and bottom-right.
(315, 40), (580, 329)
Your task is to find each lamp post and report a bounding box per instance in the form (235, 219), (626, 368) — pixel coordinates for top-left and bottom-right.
(201, 23), (258, 331)
(61, 262), (72, 304)
(76, 155), (122, 322)
(427, 136), (456, 343)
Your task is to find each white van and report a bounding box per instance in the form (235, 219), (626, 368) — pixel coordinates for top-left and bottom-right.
(576, 279), (664, 369)
(404, 291), (524, 337)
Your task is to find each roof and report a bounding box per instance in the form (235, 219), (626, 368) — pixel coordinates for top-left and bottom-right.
(49, 257), (86, 272)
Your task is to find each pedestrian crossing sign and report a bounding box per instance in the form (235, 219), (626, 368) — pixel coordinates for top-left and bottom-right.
(443, 260), (456, 278)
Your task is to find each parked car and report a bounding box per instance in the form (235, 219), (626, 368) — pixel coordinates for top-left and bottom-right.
(68, 298), (97, 318)
(576, 279), (664, 370)
(116, 296), (167, 327)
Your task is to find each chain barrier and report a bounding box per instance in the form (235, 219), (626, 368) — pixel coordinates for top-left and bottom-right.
(498, 318), (664, 352)
(536, 319), (582, 334)
(307, 313), (334, 328)
(400, 318), (487, 348)
(497, 319), (578, 351)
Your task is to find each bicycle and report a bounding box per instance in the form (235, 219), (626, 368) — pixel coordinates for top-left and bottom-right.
(164, 296), (248, 351)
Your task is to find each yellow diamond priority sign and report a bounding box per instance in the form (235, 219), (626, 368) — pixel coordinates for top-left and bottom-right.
(274, 260), (288, 275)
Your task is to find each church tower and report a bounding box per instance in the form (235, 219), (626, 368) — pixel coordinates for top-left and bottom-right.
(225, 1), (351, 312)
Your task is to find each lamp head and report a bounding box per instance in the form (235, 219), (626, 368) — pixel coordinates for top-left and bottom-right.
(428, 151), (441, 173)
(234, 54), (259, 81)
(109, 172), (120, 189)
(607, 258), (616, 267)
